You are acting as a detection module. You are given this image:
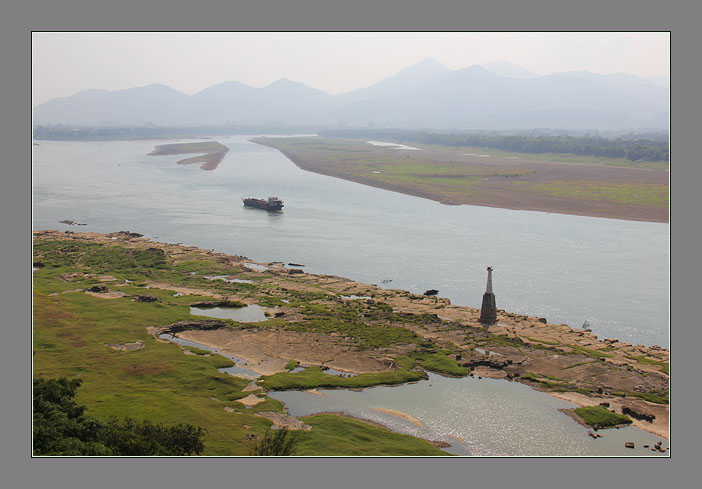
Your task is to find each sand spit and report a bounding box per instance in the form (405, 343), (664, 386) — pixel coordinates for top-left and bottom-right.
(235, 394), (266, 407)
(148, 141), (230, 171)
(372, 408), (426, 428)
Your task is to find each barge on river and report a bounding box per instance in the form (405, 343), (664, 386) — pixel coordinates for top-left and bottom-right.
(243, 196), (284, 211)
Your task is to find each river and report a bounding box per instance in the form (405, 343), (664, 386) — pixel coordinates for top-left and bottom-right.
(32, 135), (669, 455)
(32, 135), (669, 347)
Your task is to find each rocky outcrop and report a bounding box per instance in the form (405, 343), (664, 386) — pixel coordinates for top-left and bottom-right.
(136, 295), (158, 302)
(156, 319), (230, 335)
(254, 411), (312, 431)
(622, 406), (656, 423)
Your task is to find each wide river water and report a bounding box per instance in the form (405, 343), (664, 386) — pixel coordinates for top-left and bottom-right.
(32, 135), (669, 347)
(32, 135), (670, 456)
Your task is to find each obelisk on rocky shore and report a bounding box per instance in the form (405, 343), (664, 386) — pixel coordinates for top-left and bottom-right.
(479, 266), (497, 324)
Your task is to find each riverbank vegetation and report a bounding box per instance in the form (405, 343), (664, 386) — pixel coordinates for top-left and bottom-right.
(319, 129), (669, 165)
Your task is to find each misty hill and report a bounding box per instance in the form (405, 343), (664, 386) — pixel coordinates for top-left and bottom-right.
(321, 65), (665, 130)
(188, 78), (337, 125)
(335, 57), (453, 104)
(34, 84), (194, 126)
(33, 59), (669, 130)
(483, 60), (539, 78)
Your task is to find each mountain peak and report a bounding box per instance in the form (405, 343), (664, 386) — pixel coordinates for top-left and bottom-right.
(267, 77), (302, 88)
(483, 60), (538, 79)
(415, 56), (447, 68)
(401, 57), (450, 74)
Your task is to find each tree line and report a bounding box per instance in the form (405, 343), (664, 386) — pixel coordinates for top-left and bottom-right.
(319, 129), (669, 162)
(32, 124), (319, 141)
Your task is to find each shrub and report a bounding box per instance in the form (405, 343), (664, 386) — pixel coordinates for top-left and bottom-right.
(252, 428), (298, 456)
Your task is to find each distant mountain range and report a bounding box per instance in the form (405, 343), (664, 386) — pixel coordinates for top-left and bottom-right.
(33, 58), (669, 131)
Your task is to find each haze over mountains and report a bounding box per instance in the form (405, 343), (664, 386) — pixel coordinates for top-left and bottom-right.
(33, 58), (669, 131)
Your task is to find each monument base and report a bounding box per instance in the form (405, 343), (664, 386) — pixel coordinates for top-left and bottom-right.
(479, 292), (497, 323)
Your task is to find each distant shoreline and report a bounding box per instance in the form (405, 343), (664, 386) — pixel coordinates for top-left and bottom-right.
(253, 137), (669, 223)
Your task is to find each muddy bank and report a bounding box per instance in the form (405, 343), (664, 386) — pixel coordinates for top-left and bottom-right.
(253, 137), (668, 223)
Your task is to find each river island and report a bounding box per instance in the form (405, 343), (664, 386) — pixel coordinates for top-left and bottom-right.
(253, 137), (669, 223)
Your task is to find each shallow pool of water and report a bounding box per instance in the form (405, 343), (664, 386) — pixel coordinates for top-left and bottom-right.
(205, 275), (253, 284)
(189, 304), (268, 322)
(367, 141), (421, 151)
(270, 372), (668, 457)
(159, 333), (261, 379)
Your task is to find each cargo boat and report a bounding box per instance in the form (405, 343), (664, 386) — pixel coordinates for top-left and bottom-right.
(243, 196), (284, 211)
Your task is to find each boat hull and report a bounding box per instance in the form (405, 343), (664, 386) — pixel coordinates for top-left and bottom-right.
(243, 198), (284, 211)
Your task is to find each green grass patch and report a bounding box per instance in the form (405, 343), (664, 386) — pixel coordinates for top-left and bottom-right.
(401, 352), (470, 377)
(285, 318), (423, 350)
(185, 346), (212, 356)
(474, 335), (527, 349)
(625, 355), (669, 375)
(574, 406), (632, 428)
(284, 359), (300, 371)
(527, 180), (668, 208)
(295, 414), (449, 456)
(568, 345), (613, 359)
(520, 372), (585, 392)
(258, 366), (425, 391)
(623, 390), (669, 405)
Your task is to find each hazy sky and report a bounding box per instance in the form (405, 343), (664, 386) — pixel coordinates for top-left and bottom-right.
(32, 32), (670, 106)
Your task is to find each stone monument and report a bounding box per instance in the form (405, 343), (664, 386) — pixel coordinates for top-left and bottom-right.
(479, 266), (497, 324)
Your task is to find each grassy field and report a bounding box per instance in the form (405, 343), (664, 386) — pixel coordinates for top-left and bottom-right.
(32, 235), (450, 455)
(524, 181), (668, 208)
(417, 143), (669, 170)
(294, 414), (449, 456)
